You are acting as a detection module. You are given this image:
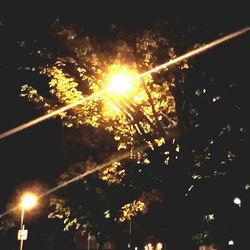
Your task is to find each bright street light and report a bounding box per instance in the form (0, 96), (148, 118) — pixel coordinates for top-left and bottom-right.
(105, 64), (140, 98)
(18, 192), (38, 250)
(108, 73), (133, 94)
(103, 65), (142, 117)
(20, 193), (37, 210)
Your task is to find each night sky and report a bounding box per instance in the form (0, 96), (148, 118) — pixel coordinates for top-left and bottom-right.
(0, 2), (249, 249)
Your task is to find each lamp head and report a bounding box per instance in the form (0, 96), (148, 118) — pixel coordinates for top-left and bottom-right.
(20, 192), (37, 210)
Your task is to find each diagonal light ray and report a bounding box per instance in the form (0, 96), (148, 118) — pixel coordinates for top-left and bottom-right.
(0, 92), (103, 140)
(134, 26), (250, 79)
(0, 26), (249, 140)
(0, 144), (148, 219)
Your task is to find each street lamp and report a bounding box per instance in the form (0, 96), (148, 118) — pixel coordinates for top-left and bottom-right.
(18, 192), (37, 250)
(108, 73), (133, 94)
(105, 64), (140, 96)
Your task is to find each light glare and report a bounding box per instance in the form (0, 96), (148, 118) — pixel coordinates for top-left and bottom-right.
(20, 193), (37, 210)
(108, 74), (132, 94)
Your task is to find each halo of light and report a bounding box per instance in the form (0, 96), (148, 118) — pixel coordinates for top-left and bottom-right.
(20, 192), (37, 210)
(108, 74), (132, 94)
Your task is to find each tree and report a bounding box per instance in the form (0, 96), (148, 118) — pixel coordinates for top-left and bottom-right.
(20, 20), (249, 249)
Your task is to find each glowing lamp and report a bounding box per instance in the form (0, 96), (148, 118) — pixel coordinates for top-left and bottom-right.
(20, 193), (37, 210)
(108, 74), (132, 94)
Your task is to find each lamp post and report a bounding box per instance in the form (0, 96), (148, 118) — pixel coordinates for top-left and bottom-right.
(18, 193), (37, 250)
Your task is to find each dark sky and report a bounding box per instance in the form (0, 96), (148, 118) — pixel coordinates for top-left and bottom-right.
(0, 0), (249, 223)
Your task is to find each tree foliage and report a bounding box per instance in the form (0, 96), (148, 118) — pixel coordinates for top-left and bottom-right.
(19, 21), (249, 248)
(20, 22), (190, 242)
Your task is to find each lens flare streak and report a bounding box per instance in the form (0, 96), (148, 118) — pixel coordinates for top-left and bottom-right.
(134, 26), (250, 79)
(0, 26), (249, 140)
(0, 92), (102, 139)
(0, 145), (148, 218)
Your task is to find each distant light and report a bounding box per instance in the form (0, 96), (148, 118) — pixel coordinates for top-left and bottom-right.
(228, 240), (234, 245)
(204, 213), (215, 221)
(135, 247), (138, 250)
(108, 74), (132, 94)
(144, 243), (153, 250)
(233, 197), (241, 206)
(104, 210), (110, 219)
(20, 192), (37, 210)
(156, 242), (163, 250)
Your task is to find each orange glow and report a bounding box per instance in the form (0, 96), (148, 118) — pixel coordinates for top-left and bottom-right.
(0, 26), (249, 140)
(20, 193), (37, 210)
(105, 64), (139, 96)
